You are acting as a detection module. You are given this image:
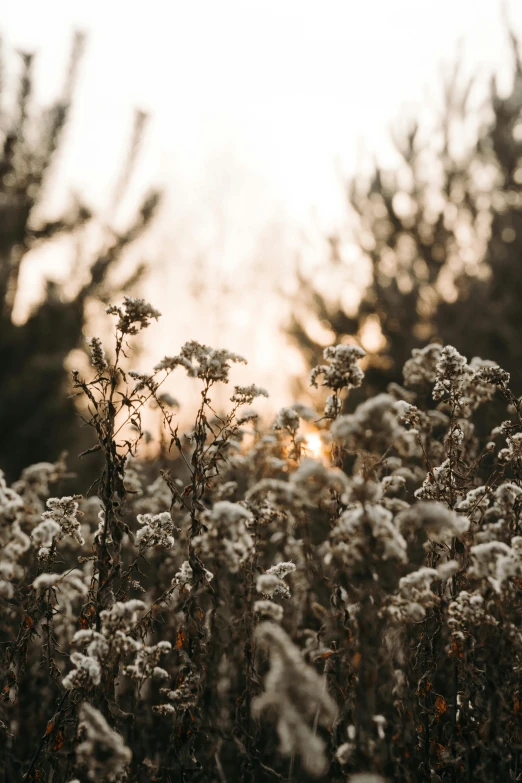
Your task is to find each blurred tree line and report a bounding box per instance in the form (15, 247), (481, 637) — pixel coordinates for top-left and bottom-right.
(291, 28), (522, 400)
(3, 24), (522, 479)
(0, 34), (160, 480)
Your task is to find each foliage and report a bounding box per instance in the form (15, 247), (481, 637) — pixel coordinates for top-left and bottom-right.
(0, 36), (161, 480)
(290, 28), (522, 397)
(1, 298), (522, 782)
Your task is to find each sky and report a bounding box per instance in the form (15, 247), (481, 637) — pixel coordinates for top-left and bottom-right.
(3, 0), (522, 411)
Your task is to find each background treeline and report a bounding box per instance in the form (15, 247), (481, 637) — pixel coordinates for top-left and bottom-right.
(2, 27), (522, 476)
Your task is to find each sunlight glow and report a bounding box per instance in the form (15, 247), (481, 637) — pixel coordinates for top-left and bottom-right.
(360, 315), (387, 354)
(303, 432), (324, 460)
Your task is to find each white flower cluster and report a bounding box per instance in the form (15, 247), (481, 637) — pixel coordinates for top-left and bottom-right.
(324, 393), (342, 419)
(310, 343), (365, 392)
(87, 336), (108, 372)
(273, 406), (300, 434)
(65, 599), (172, 693)
(135, 511), (178, 549)
(171, 560), (214, 591)
(388, 565), (451, 623)
(498, 432), (522, 462)
(253, 600), (284, 622)
(433, 345), (469, 400)
(31, 495), (85, 558)
(336, 722), (387, 769)
(397, 501), (469, 544)
(469, 537), (522, 591)
(230, 384), (269, 405)
(414, 460), (458, 502)
(326, 502), (408, 569)
(76, 702), (132, 780)
(404, 344), (509, 413)
(0, 471), (29, 598)
(195, 501), (254, 573)
(155, 670), (200, 716)
(62, 652), (102, 690)
(124, 640), (172, 681)
(256, 561), (296, 600)
(331, 394), (403, 454)
(403, 343), (442, 387)
(106, 296), (161, 335)
(154, 340), (246, 383)
(247, 459), (350, 512)
(447, 590), (494, 638)
(290, 458), (351, 504)
(252, 622), (338, 777)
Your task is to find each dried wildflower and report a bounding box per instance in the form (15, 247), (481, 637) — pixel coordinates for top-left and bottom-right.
(154, 340), (246, 383)
(253, 622), (338, 777)
(135, 511), (178, 549)
(76, 702), (131, 780)
(124, 640), (172, 681)
(397, 501), (469, 543)
(99, 600), (147, 635)
(31, 518), (61, 556)
(230, 384), (269, 404)
(106, 296), (161, 334)
(172, 560), (213, 589)
(32, 569), (87, 596)
(195, 502), (254, 573)
(433, 345), (468, 400)
(40, 496), (85, 546)
(274, 406), (300, 434)
(62, 652), (101, 690)
(389, 567), (442, 622)
(403, 343), (442, 387)
(332, 393), (402, 453)
(87, 336), (108, 372)
(266, 561), (296, 580)
(328, 502), (408, 568)
(310, 343), (365, 392)
(254, 600), (284, 622)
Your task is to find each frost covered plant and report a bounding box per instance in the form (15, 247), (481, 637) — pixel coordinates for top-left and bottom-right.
(75, 702), (132, 780)
(253, 622), (337, 776)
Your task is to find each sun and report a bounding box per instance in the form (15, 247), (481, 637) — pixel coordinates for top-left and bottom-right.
(303, 432), (324, 460)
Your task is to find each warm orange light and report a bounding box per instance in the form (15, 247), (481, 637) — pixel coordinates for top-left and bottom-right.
(359, 315), (387, 353)
(303, 432), (323, 460)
